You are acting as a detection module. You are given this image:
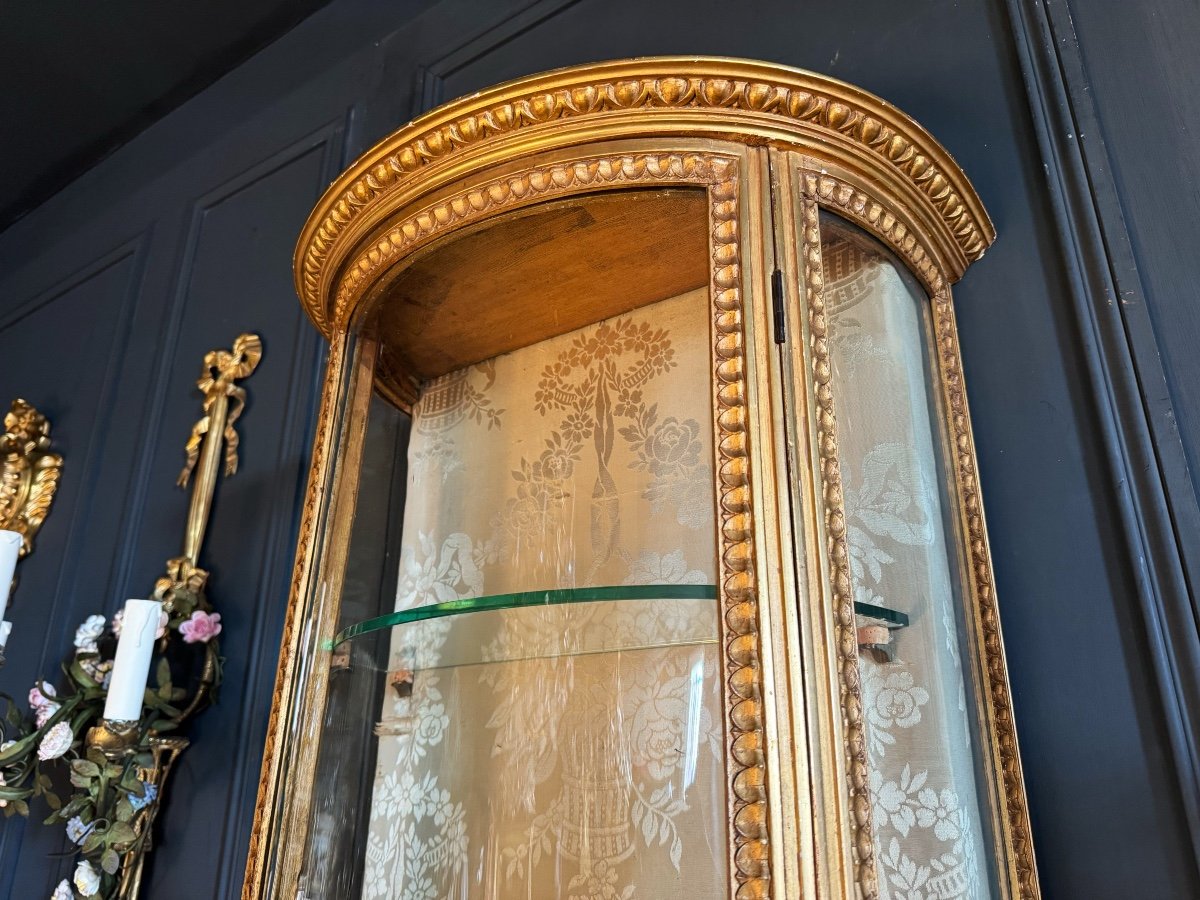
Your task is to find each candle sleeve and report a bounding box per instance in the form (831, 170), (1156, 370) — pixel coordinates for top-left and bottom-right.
(0, 530), (21, 623)
(103, 599), (162, 722)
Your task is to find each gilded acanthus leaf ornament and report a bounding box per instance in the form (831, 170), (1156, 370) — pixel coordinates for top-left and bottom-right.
(0, 399), (63, 559)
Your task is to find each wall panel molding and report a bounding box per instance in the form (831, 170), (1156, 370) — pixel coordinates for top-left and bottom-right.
(112, 119), (346, 598)
(409, 0), (584, 115)
(1005, 0), (1200, 872)
(0, 230), (151, 895)
(119, 119), (352, 896)
(209, 122), (350, 900)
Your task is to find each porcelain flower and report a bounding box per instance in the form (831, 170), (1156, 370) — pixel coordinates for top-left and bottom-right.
(37, 722), (73, 761)
(73, 614), (106, 652)
(51, 880), (72, 900)
(73, 859), (100, 896)
(28, 681), (56, 710)
(65, 815), (95, 844)
(35, 699), (61, 728)
(179, 610), (221, 644)
(129, 781), (158, 811)
(79, 657), (113, 688)
(113, 607), (168, 640)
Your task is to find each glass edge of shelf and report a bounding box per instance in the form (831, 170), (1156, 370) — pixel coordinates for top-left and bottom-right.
(324, 585), (911, 649)
(854, 601), (910, 628)
(327, 583), (718, 647)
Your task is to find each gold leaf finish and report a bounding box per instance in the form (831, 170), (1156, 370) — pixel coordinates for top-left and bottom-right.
(931, 288), (1040, 898)
(253, 57), (1039, 900)
(250, 149), (778, 900)
(245, 331), (349, 897)
(295, 58), (993, 337)
(797, 193), (879, 899)
(798, 166), (1039, 899)
(177, 333), (263, 567)
(707, 157), (772, 899)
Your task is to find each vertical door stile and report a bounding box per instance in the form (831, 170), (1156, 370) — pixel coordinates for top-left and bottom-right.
(769, 149), (864, 900)
(274, 334), (378, 899)
(754, 147), (816, 900)
(738, 145), (805, 900)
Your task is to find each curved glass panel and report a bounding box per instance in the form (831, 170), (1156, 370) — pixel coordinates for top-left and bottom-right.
(821, 214), (1000, 898)
(298, 192), (728, 900)
(307, 593), (725, 900)
(331, 584), (717, 646)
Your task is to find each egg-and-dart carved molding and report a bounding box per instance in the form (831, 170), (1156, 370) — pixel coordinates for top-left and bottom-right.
(295, 59), (994, 337)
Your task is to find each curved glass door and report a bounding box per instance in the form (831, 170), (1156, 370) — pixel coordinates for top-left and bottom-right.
(298, 195), (731, 900)
(820, 214), (1000, 899)
(305, 589), (726, 900)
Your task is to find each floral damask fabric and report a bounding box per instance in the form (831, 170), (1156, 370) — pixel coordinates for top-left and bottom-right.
(823, 224), (991, 899)
(363, 288), (726, 899)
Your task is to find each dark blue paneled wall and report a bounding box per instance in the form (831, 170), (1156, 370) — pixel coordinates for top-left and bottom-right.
(0, 1), (1196, 896)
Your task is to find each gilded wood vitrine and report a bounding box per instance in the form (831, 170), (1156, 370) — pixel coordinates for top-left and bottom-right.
(245, 58), (1039, 900)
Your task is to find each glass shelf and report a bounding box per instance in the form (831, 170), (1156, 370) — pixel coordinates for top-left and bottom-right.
(854, 600), (910, 629)
(331, 583), (717, 646)
(330, 585), (717, 673)
(329, 585), (909, 670)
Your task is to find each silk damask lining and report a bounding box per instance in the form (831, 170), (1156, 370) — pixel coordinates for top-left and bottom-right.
(359, 234), (992, 898)
(363, 288), (727, 900)
(824, 225), (992, 900)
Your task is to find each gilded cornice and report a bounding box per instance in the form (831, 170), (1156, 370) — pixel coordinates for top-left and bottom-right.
(295, 57), (994, 337)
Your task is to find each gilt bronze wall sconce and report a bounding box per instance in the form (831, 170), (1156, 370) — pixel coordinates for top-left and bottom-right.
(85, 332), (262, 898)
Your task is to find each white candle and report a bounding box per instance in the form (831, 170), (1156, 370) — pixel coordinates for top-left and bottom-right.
(103, 599), (162, 722)
(0, 530), (21, 623)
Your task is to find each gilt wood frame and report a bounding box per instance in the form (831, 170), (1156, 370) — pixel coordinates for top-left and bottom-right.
(248, 58), (1038, 900)
(775, 156), (1039, 899)
(248, 138), (793, 900)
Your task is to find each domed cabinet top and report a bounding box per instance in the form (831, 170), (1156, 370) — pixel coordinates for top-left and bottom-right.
(295, 57), (993, 339)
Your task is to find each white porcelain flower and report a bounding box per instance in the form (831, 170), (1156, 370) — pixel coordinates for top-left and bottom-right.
(51, 880), (73, 900)
(37, 722), (73, 760)
(73, 858), (101, 896)
(73, 615), (105, 652)
(66, 815), (95, 844)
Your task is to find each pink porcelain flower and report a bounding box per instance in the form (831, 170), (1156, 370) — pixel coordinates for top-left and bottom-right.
(35, 700), (61, 728)
(179, 610), (222, 644)
(38, 722), (73, 760)
(28, 682), (56, 710)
